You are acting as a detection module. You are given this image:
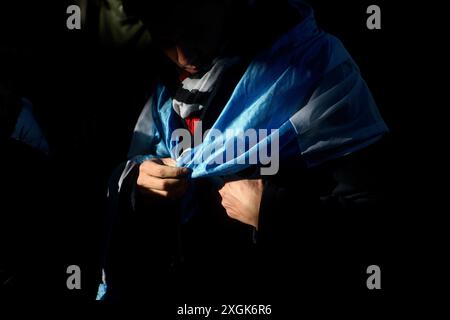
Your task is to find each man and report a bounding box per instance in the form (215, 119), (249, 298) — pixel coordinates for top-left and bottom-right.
(100, 0), (390, 303)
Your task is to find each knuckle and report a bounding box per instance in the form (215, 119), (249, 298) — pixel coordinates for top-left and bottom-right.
(156, 167), (165, 177)
(163, 191), (172, 199)
(221, 200), (229, 209)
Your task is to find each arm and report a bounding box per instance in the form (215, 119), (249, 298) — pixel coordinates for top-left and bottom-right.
(218, 139), (388, 247)
(114, 93), (189, 207)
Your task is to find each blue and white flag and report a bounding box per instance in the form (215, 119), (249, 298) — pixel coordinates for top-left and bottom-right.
(127, 2), (388, 179)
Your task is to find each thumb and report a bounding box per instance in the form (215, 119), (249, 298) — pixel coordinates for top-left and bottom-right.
(161, 158), (177, 167)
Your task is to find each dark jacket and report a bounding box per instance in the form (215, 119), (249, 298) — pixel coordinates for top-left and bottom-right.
(102, 111), (391, 304)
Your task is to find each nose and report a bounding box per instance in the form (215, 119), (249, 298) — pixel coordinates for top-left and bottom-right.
(176, 45), (190, 67)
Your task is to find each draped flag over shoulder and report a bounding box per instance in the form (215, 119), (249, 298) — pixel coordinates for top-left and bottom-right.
(126, 1), (388, 180)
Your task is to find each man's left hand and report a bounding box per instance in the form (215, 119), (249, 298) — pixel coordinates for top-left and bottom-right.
(218, 178), (264, 229)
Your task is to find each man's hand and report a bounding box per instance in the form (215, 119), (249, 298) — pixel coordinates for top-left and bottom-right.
(137, 158), (190, 199)
(218, 178), (264, 229)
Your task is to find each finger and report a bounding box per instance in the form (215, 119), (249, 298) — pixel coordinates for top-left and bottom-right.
(221, 198), (234, 210)
(218, 188), (229, 200)
(141, 160), (189, 178)
(152, 181), (189, 199)
(149, 189), (170, 198)
(224, 208), (239, 219)
(139, 185), (187, 199)
(218, 182), (230, 194)
(161, 158), (177, 167)
(138, 174), (187, 191)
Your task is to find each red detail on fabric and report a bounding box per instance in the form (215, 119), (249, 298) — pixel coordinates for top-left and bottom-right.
(185, 116), (200, 135)
(179, 70), (190, 82)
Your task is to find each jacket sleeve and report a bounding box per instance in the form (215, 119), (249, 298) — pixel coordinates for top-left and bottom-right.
(256, 139), (389, 251)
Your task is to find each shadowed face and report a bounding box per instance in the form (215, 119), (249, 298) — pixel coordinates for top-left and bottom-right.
(162, 45), (200, 75)
(137, 1), (235, 73)
(123, 0), (291, 74)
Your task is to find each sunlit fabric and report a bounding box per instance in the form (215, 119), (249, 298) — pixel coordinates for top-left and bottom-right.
(127, 2), (388, 178)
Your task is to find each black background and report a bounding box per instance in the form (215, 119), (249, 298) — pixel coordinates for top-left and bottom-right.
(0, 0), (443, 311)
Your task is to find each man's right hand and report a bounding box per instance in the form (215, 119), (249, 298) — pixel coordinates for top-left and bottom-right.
(137, 158), (190, 199)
